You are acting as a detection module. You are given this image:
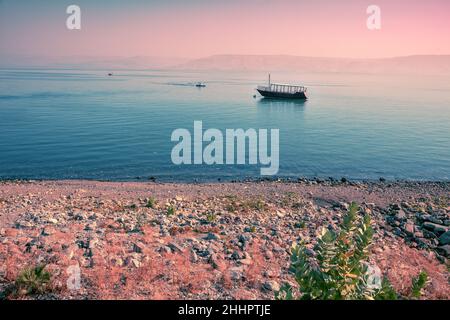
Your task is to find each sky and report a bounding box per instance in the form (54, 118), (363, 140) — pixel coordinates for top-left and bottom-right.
(0, 0), (449, 59)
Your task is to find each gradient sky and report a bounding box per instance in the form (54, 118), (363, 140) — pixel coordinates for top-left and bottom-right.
(0, 0), (449, 59)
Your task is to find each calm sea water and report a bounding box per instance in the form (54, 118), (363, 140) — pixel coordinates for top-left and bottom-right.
(0, 68), (449, 181)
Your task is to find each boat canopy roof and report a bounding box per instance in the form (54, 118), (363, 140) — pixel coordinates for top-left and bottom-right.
(258, 83), (307, 92)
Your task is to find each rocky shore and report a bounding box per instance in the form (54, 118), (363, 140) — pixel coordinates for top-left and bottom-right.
(0, 179), (448, 299)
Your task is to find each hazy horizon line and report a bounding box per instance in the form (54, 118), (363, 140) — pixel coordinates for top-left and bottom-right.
(2, 53), (450, 60)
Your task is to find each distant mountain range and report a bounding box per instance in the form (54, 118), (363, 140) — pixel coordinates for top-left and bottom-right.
(0, 55), (188, 70)
(176, 54), (450, 75)
(2, 54), (450, 75)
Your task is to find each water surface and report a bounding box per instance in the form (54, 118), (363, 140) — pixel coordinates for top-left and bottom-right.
(0, 69), (449, 181)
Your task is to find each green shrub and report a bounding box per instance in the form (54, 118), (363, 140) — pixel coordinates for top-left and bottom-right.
(167, 205), (175, 216)
(146, 197), (156, 208)
(276, 202), (428, 300)
(294, 221), (306, 229)
(15, 264), (51, 296)
(206, 212), (217, 223)
(410, 271), (428, 298)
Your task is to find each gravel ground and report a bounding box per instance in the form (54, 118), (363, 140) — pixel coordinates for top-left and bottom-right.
(0, 179), (448, 299)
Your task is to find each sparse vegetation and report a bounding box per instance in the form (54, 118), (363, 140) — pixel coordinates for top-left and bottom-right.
(225, 202), (238, 212)
(14, 264), (52, 296)
(250, 199), (266, 211)
(281, 192), (298, 207)
(146, 196), (156, 208)
(224, 195), (238, 212)
(206, 212), (217, 223)
(411, 271), (428, 298)
(136, 212), (149, 229)
(294, 221), (306, 229)
(167, 205), (175, 216)
(224, 195), (267, 212)
(276, 202), (429, 300)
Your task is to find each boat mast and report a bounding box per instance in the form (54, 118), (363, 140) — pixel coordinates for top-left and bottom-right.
(268, 73), (271, 88)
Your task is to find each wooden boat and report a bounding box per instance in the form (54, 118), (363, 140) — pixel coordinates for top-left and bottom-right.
(257, 74), (307, 99)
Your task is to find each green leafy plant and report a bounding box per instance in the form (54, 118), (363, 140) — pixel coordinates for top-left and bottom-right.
(167, 205), (175, 216)
(248, 199), (266, 211)
(225, 202), (238, 212)
(410, 271), (428, 298)
(276, 202), (428, 300)
(146, 197), (156, 208)
(15, 264), (51, 296)
(294, 221), (306, 229)
(206, 212), (217, 223)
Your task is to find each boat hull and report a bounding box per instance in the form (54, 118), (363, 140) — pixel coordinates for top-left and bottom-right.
(257, 89), (307, 100)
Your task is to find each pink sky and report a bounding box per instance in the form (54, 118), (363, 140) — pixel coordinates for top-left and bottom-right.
(0, 0), (449, 59)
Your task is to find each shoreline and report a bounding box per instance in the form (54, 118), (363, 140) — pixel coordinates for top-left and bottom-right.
(0, 179), (448, 299)
(1, 176), (449, 185)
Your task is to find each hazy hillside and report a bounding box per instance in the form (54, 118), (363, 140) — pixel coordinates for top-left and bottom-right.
(0, 55), (188, 70)
(2, 54), (450, 75)
(176, 55), (450, 75)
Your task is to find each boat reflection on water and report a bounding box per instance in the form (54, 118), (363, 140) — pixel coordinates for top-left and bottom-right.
(256, 97), (307, 111)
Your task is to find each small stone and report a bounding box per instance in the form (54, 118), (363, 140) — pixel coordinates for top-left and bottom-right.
(262, 280), (280, 292)
(41, 226), (55, 236)
(276, 211), (285, 218)
(209, 254), (221, 269)
(240, 257), (252, 265)
(132, 243), (143, 253)
(17, 221), (33, 229)
(128, 258), (141, 268)
(428, 217), (443, 225)
(404, 223), (415, 235)
(229, 268), (243, 281)
(203, 232), (220, 241)
(436, 245), (450, 257)
(264, 250), (274, 260)
(419, 214), (432, 222)
(423, 222), (448, 234)
(110, 256), (123, 266)
(160, 246), (172, 254)
(190, 250), (198, 263)
(84, 222), (96, 231)
(74, 213), (86, 221)
(439, 231), (450, 245)
(413, 231), (424, 238)
(231, 250), (242, 260)
(395, 210), (407, 221)
(168, 242), (184, 253)
(339, 202), (349, 210)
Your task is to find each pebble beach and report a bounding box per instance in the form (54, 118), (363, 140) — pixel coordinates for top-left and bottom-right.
(0, 179), (449, 299)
